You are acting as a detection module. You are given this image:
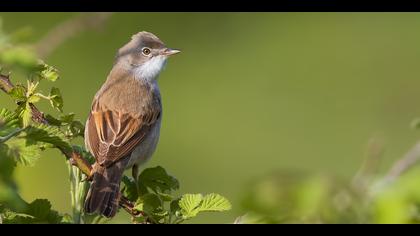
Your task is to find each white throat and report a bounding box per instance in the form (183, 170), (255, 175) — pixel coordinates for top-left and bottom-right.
(134, 55), (167, 82)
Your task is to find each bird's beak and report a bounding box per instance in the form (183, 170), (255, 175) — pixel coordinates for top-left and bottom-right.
(161, 48), (181, 56)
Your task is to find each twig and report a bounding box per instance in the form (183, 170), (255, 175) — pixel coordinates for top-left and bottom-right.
(34, 13), (113, 59)
(0, 73), (13, 93)
(352, 137), (384, 191)
(383, 141), (420, 183)
(0, 73), (140, 218)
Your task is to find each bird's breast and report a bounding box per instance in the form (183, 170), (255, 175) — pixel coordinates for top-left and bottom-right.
(126, 115), (162, 168)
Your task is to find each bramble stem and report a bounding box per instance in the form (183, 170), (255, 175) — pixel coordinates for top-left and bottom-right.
(68, 162), (89, 224)
(0, 72), (142, 219)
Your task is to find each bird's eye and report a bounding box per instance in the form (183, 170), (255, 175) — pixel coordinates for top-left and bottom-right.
(142, 47), (151, 56)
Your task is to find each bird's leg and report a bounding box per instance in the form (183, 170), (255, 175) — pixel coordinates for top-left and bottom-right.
(132, 164), (140, 195)
(81, 172), (94, 182)
(70, 154), (94, 182)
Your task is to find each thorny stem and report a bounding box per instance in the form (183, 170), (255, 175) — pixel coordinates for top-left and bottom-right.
(0, 73), (142, 219)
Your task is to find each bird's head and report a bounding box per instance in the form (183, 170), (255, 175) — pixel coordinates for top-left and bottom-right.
(115, 31), (180, 81)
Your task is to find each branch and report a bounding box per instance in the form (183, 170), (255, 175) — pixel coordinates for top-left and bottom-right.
(0, 73), (140, 218)
(34, 13), (113, 59)
(383, 141), (420, 183)
(352, 137), (384, 191)
(0, 73), (13, 93)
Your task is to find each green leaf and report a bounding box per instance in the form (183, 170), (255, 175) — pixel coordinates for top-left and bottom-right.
(178, 194), (203, 219)
(49, 87), (63, 112)
(141, 193), (166, 222)
(170, 198), (181, 216)
(16, 102), (32, 128)
(26, 81), (39, 96)
(157, 192), (173, 202)
(1, 210), (35, 224)
(38, 64), (59, 82)
(26, 199), (52, 219)
(4, 138), (40, 166)
(45, 114), (84, 138)
(24, 123), (72, 153)
(138, 166), (179, 194)
(3, 199), (63, 224)
(60, 214), (73, 224)
(67, 120), (84, 138)
(176, 193), (231, 220)
(27, 95), (40, 103)
(8, 85), (26, 102)
(133, 198), (144, 212)
(59, 113), (75, 124)
(45, 114), (62, 126)
(121, 176), (138, 202)
(0, 46), (38, 71)
(25, 199), (62, 223)
(0, 181), (26, 211)
(0, 108), (19, 136)
(198, 193), (232, 212)
(0, 144), (16, 180)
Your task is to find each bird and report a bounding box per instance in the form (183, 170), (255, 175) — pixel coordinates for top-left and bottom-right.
(83, 31), (180, 218)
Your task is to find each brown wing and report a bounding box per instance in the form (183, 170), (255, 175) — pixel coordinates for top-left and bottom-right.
(86, 97), (161, 167)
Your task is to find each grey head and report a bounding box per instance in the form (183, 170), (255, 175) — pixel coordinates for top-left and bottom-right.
(114, 31), (180, 81)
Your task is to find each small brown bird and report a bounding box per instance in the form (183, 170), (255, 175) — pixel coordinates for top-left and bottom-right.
(84, 31), (180, 218)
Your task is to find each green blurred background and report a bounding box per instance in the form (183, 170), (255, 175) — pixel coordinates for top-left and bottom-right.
(1, 12), (420, 223)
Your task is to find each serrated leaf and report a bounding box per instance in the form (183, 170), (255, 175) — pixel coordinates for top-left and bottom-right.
(142, 193), (162, 212)
(170, 198), (181, 215)
(26, 199), (52, 219)
(158, 192), (173, 202)
(121, 176), (138, 202)
(0, 108), (19, 136)
(197, 193), (231, 212)
(3, 199), (63, 224)
(4, 138), (40, 166)
(26, 81), (38, 96)
(59, 113), (75, 124)
(16, 102), (32, 128)
(1, 210), (35, 224)
(8, 85), (26, 102)
(0, 144), (16, 180)
(49, 87), (63, 112)
(60, 214), (73, 224)
(38, 64), (59, 82)
(139, 166), (179, 194)
(67, 120), (84, 138)
(178, 194), (203, 219)
(24, 123), (72, 153)
(45, 114), (62, 126)
(133, 198), (144, 212)
(25, 199), (62, 223)
(27, 95), (40, 103)
(141, 193), (165, 222)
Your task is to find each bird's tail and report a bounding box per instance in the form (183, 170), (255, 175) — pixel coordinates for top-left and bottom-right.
(84, 158), (129, 218)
